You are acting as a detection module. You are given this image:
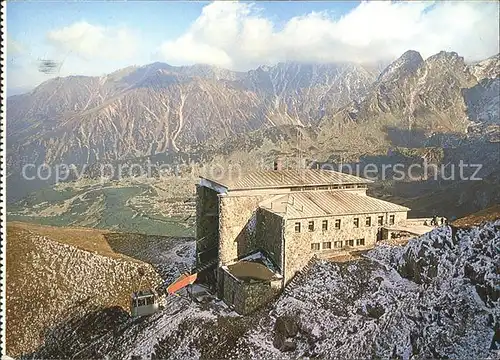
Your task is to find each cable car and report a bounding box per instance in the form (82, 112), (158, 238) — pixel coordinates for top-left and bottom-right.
(130, 289), (159, 317)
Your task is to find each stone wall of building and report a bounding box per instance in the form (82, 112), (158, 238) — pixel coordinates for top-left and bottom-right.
(255, 209), (284, 270)
(221, 268), (282, 315)
(283, 211), (407, 283)
(218, 194), (267, 265)
(196, 185), (220, 265)
(283, 222), (313, 284)
(239, 279), (282, 315)
(222, 269), (245, 312)
(214, 186), (386, 268)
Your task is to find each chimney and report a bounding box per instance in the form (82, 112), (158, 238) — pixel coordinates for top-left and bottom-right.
(273, 158), (283, 171)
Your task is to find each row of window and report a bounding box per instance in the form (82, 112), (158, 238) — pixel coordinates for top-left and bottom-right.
(311, 238), (366, 251)
(294, 215), (395, 233)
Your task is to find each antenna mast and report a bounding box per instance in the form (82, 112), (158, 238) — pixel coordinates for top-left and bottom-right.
(297, 127), (302, 169)
(297, 123), (303, 170)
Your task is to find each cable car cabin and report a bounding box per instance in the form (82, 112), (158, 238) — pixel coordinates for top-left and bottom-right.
(130, 289), (159, 317)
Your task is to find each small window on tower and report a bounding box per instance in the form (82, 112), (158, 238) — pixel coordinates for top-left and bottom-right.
(335, 219), (341, 229)
(354, 218), (359, 228)
(366, 217), (372, 226)
(389, 215), (395, 225)
(294, 222), (301, 233)
(308, 221), (315, 232)
(378, 216), (384, 226)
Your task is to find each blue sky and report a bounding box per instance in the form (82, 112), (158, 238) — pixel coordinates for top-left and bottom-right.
(6, 1), (499, 94)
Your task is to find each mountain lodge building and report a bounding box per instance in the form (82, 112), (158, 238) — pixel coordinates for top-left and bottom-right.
(195, 166), (411, 314)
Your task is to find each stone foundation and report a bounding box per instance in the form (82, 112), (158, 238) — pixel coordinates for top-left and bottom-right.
(222, 268), (282, 315)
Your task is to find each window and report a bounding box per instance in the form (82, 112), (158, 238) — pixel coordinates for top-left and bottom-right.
(311, 243), (320, 251)
(308, 221), (315, 232)
(334, 241), (343, 248)
(389, 215), (395, 225)
(378, 216), (384, 226)
(346, 239), (354, 247)
(354, 218), (359, 228)
(335, 219), (341, 229)
(356, 238), (365, 246)
(323, 241), (332, 250)
(294, 222), (301, 233)
(366, 217), (371, 226)
(322, 220), (328, 231)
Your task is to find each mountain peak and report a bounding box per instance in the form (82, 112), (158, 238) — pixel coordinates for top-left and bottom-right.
(377, 50), (423, 83)
(400, 50), (424, 63)
(426, 51), (464, 65)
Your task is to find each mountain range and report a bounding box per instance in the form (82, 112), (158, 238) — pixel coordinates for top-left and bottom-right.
(6, 50), (500, 201)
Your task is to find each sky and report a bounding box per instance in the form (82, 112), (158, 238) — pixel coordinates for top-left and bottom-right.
(6, 1), (500, 95)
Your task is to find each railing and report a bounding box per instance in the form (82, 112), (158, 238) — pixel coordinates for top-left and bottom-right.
(196, 246), (218, 267)
(193, 257), (218, 273)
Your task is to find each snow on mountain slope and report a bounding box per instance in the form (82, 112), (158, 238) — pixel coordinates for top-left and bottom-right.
(22, 221), (500, 359)
(6, 224), (163, 358)
(465, 78), (500, 125)
(470, 54), (500, 82)
(245, 222), (499, 359)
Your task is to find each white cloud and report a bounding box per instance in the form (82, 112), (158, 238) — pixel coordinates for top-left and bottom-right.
(46, 21), (138, 61)
(158, 1), (500, 70)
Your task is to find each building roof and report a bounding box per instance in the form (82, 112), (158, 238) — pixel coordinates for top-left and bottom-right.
(225, 251), (282, 282)
(260, 191), (410, 219)
(200, 169), (372, 191)
(227, 261), (277, 282)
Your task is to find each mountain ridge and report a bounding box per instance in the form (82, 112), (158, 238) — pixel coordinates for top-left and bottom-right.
(6, 50), (500, 202)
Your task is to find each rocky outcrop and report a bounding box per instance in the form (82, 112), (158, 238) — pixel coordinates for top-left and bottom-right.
(469, 53), (500, 81)
(396, 223), (500, 307)
(272, 315), (300, 352)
